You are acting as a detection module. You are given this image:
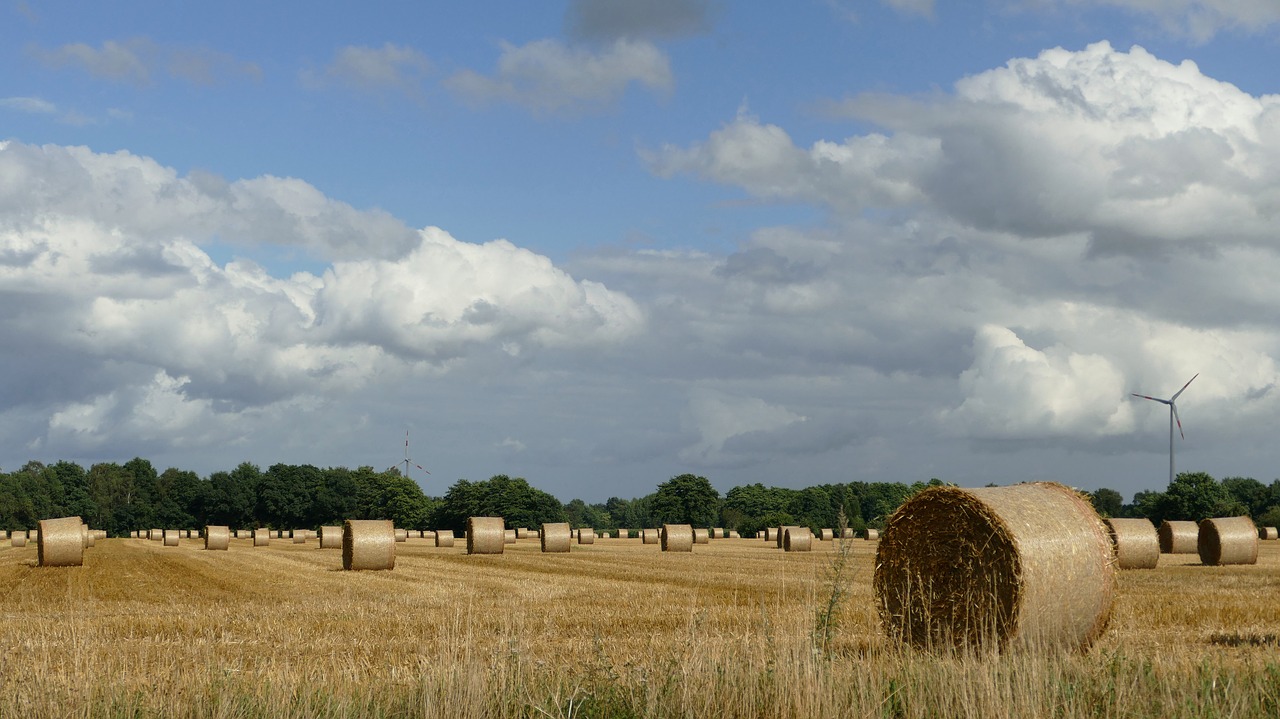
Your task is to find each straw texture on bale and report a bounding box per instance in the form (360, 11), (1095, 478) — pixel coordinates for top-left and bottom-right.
(1157, 520), (1198, 554)
(342, 519), (396, 571)
(578, 528), (595, 545)
(424, 531), (436, 540)
(82, 524), (95, 548)
(765, 527), (779, 542)
(693, 528), (709, 544)
(842, 528), (855, 539)
(318, 526), (341, 548)
(204, 526), (230, 551)
(712, 528), (726, 539)
(1103, 518), (1158, 570)
(394, 528), (408, 543)
(776, 526), (799, 548)
(642, 529), (660, 545)
(253, 528), (270, 547)
(293, 530), (307, 544)
(783, 526), (813, 552)
(11, 531), (26, 547)
(819, 528), (834, 541)
(540, 522), (572, 553)
(1260, 526), (1279, 540)
(865, 529), (880, 541)
(163, 529), (179, 547)
(503, 529), (517, 544)
(874, 482), (1115, 653)
(728, 531), (741, 539)
(616, 529), (629, 538)
(435, 530), (455, 548)
(516, 528), (530, 539)
(37, 517), (85, 567)
(1198, 516), (1259, 566)
(661, 524), (694, 552)
(467, 517), (506, 555)
(0, 530), (6, 540)
(150, 529), (163, 541)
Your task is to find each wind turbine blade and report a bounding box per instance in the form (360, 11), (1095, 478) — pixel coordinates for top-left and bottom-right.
(415, 464), (431, 474)
(1131, 393), (1170, 404)
(1172, 403), (1184, 440)
(1171, 373), (1199, 401)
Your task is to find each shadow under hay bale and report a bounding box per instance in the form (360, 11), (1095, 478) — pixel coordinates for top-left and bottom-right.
(467, 517), (505, 555)
(38, 517), (84, 567)
(342, 520), (395, 571)
(541, 523), (571, 553)
(435, 530), (454, 548)
(577, 527), (594, 545)
(661, 524), (693, 552)
(784, 526), (813, 552)
(874, 482), (1114, 654)
(1104, 518), (1158, 569)
(204, 526), (230, 551)
(1198, 516), (1258, 566)
(1158, 520), (1198, 554)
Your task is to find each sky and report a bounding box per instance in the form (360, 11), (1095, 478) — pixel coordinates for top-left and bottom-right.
(3, 0), (1280, 503)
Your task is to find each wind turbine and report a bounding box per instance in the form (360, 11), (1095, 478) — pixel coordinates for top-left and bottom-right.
(1131, 373), (1198, 484)
(389, 430), (430, 479)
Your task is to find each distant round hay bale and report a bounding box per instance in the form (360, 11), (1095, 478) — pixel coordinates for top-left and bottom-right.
(776, 526), (799, 549)
(1157, 520), (1198, 554)
(38, 517), (85, 567)
(435, 530), (455, 548)
(1198, 516), (1259, 566)
(661, 524), (694, 552)
(81, 523), (95, 548)
(819, 529), (834, 541)
(293, 530), (307, 544)
(578, 528), (595, 545)
(1259, 527), (1278, 540)
(467, 517), (506, 555)
(728, 531), (740, 539)
(342, 519), (395, 571)
(163, 529), (179, 547)
(149, 529), (163, 541)
(541, 523), (572, 553)
(693, 528), (709, 545)
(642, 529), (660, 545)
(865, 529), (880, 541)
(1103, 518), (1159, 570)
(0, 530), (7, 541)
(765, 527), (779, 543)
(11, 530), (26, 548)
(253, 528), (270, 547)
(516, 528), (530, 539)
(204, 526), (230, 551)
(842, 528), (855, 539)
(783, 527), (813, 552)
(503, 529), (517, 544)
(874, 482), (1114, 653)
(319, 526), (342, 549)
(393, 528), (407, 543)
(616, 529), (629, 539)
(712, 528), (725, 539)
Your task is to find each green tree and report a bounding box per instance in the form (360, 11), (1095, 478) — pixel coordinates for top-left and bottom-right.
(1164, 472), (1239, 521)
(651, 474), (719, 528)
(1090, 488), (1123, 518)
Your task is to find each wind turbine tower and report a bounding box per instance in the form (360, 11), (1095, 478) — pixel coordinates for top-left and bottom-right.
(1130, 374), (1198, 484)
(391, 430), (430, 480)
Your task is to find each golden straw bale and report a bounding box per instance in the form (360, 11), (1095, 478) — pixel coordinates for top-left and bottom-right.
(819, 529), (835, 541)
(253, 528), (270, 547)
(319, 526), (342, 549)
(776, 526), (799, 548)
(616, 529), (629, 539)
(516, 528), (530, 539)
(1103, 518), (1159, 569)
(342, 519), (395, 571)
(1198, 516), (1259, 566)
(1158, 520), (1198, 554)
(503, 529), (516, 544)
(1259, 527), (1278, 540)
(765, 527), (779, 542)
(540, 523), (572, 553)
(81, 523), (95, 548)
(783, 527), (813, 552)
(204, 526), (230, 551)
(865, 529), (880, 541)
(38, 517), (85, 567)
(728, 531), (740, 539)
(842, 528), (855, 539)
(0, 530), (6, 541)
(149, 529), (163, 541)
(693, 528), (709, 544)
(467, 517), (506, 555)
(163, 530), (179, 547)
(578, 528), (595, 545)
(435, 530), (455, 548)
(661, 524), (694, 552)
(393, 529), (408, 543)
(874, 482), (1114, 653)
(292, 530), (307, 544)
(642, 529), (660, 545)
(711, 528), (725, 539)
(11, 530), (26, 548)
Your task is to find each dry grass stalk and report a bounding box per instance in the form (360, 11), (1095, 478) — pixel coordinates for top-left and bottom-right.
(467, 517), (505, 555)
(661, 524), (694, 552)
(783, 526), (813, 552)
(1158, 520), (1198, 554)
(642, 529), (660, 545)
(577, 528), (595, 545)
(435, 530), (455, 548)
(319, 526), (342, 549)
(865, 529), (880, 541)
(1197, 516), (1259, 566)
(10, 530), (26, 548)
(693, 528), (710, 545)
(819, 529), (835, 541)
(874, 482), (1115, 653)
(1104, 518), (1159, 569)
(342, 520), (396, 571)
(163, 530), (180, 547)
(204, 526), (230, 551)
(776, 526), (799, 549)
(253, 528), (270, 547)
(38, 516), (85, 567)
(540, 523), (572, 553)
(1260, 527), (1279, 540)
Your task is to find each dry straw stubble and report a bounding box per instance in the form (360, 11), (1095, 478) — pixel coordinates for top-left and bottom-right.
(342, 520), (396, 571)
(1103, 518), (1158, 569)
(874, 482), (1115, 653)
(1197, 516), (1259, 566)
(37, 516), (85, 567)
(467, 517), (506, 555)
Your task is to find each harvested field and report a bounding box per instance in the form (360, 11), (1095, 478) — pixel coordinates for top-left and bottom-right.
(0, 536), (1277, 717)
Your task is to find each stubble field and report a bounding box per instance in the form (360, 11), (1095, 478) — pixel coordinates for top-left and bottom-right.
(1, 535), (1278, 718)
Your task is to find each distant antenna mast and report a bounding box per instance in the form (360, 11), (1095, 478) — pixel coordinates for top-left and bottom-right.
(390, 430), (430, 478)
(1131, 373), (1197, 484)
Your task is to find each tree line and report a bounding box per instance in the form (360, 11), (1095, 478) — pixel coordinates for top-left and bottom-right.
(2, 458), (1277, 537)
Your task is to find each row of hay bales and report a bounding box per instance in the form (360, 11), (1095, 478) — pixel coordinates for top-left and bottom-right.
(5, 517), (105, 566)
(1104, 516), (1266, 569)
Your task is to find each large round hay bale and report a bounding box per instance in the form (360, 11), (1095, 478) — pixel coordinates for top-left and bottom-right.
(1198, 516), (1259, 566)
(1157, 520), (1198, 554)
(819, 528), (834, 541)
(293, 530), (307, 544)
(435, 530), (455, 548)
(253, 528), (270, 547)
(163, 529), (179, 547)
(642, 528), (660, 545)
(783, 526), (813, 552)
(38, 517), (85, 567)
(874, 482), (1114, 653)
(394, 528), (408, 543)
(1259, 526), (1278, 540)
(712, 528), (725, 539)
(765, 527), (779, 543)
(541, 523), (572, 553)
(149, 528), (163, 541)
(503, 529), (517, 544)
(1103, 518), (1158, 569)
(11, 530), (26, 548)
(693, 528), (709, 545)
(578, 528), (595, 545)
(776, 526), (799, 549)
(616, 529), (629, 539)
(204, 526), (230, 551)
(661, 524), (693, 552)
(467, 517), (505, 555)
(342, 520), (395, 571)
(865, 529), (880, 541)
(319, 525), (342, 549)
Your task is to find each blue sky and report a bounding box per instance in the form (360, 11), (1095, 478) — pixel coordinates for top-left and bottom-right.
(3, 0), (1280, 503)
